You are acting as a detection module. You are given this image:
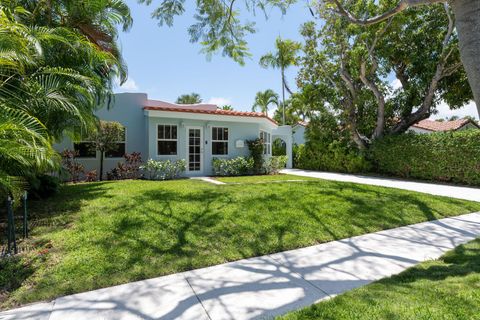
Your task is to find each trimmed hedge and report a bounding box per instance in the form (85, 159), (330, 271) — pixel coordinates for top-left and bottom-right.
(370, 130), (480, 186)
(295, 143), (371, 173)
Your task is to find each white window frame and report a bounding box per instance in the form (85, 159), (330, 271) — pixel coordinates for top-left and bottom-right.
(260, 130), (271, 155)
(105, 127), (127, 159)
(211, 127), (229, 156)
(157, 124), (178, 156)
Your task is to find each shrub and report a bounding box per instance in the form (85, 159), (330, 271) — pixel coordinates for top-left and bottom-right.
(107, 152), (143, 180)
(294, 114), (371, 173)
(61, 150), (84, 182)
(264, 156), (288, 174)
(140, 159), (186, 180)
(370, 130), (480, 186)
(212, 157), (254, 176)
(247, 138), (264, 174)
(26, 174), (60, 199)
(85, 170), (97, 182)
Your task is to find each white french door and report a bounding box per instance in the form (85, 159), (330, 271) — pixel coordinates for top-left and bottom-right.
(187, 127), (203, 173)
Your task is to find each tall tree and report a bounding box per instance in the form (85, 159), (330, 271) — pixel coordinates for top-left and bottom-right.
(252, 89), (279, 115)
(297, 3), (469, 149)
(176, 93), (202, 104)
(141, 0), (480, 117)
(259, 37), (302, 124)
(326, 0), (480, 117)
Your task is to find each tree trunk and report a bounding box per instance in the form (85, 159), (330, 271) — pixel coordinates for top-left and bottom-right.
(451, 0), (480, 116)
(99, 151), (104, 181)
(281, 68), (286, 125)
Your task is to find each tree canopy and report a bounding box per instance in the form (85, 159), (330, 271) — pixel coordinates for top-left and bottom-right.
(176, 92), (203, 104)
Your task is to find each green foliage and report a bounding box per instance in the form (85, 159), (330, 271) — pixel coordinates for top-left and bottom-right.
(295, 115), (371, 173)
(263, 155), (287, 174)
(251, 89), (279, 114)
(0, 1), (130, 194)
(370, 130), (480, 185)
(212, 157), (254, 176)
(175, 92), (202, 104)
(140, 159), (186, 180)
(272, 138), (286, 156)
(26, 174), (60, 200)
(247, 138), (265, 174)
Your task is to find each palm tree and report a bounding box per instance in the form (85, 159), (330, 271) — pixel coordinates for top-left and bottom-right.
(221, 105), (234, 110)
(0, 5), (124, 194)
(259, 37), (301, 124)
(252, 90), (279, 115)
(176, 93), (202, 104)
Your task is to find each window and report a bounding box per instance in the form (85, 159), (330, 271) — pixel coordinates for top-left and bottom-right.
(212, 127), (228, 155)
(158, 125), (178, 155)
(105, 127), (126, 158)
(74, 142), (96, 158)
(260, 130), (271, 155)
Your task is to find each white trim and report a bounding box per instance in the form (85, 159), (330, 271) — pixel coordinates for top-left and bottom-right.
(145, 110), (277, 130)
(157, 124), (178, 156)
(260, 130), (272, 156)
(186, 126), (204, 174)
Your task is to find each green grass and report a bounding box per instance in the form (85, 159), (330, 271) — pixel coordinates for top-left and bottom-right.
(216, 174), (319, 183)
(279, 238), (480, 320)
(1, 177), (480, 309)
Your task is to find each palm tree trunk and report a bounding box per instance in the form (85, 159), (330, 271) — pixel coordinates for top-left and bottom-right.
(281, 67), (286, 125)
(452, 0), (480, 116)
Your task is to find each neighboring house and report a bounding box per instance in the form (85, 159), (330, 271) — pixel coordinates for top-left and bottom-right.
(55, 93), (292, 177)
(408, 118), (480, 134)
(292, 121), (308, 145)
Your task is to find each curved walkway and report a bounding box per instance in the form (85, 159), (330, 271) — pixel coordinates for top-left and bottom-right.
(2, 212), (480, 320)
(282, 169), (480, 202)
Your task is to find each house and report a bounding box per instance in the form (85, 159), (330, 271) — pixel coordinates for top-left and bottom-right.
(292, 121), (308, 145)
(55, 93), (293, 177)
(408, 118), (480, 134)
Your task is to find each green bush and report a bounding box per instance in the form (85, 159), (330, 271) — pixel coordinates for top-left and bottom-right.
(370, 130), (480, 185)
(26, 174), (60, 199)
(140, 159), (186, 180)
(264, 156), (288, 174)
(294, 113), (371, 173)
(212, 157), (254, 176)
(247, 138), (264, 174)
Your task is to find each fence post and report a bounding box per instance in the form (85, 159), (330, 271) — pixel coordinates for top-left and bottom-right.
(6, 196), (17, 255)
(23, 191), (28, 239)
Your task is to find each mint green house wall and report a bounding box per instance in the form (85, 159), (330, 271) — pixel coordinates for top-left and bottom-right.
(146, 117), (261, 176)
(54, 93), (284, 177)
(54, 93), (149, 175)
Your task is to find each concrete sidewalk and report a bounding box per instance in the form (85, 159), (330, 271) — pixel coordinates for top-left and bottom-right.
(282, 169), (480, 202)
(2, 212), (480, 320)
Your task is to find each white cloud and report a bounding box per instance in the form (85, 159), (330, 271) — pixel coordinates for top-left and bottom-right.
(391, 79), (402, 90)
(432, 101), (479, 120)
(207, 97), (232, 106)
(117, 78), (139, 92)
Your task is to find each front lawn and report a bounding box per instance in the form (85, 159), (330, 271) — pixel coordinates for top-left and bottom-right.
(2, 177), (480, 309)
(279, 238), (480, 320)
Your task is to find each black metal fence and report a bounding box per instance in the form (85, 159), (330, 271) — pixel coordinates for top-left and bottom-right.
(1, 192), (28, 257)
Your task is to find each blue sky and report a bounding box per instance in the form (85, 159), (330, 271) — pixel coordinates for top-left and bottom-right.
(115, 0), (312, 112)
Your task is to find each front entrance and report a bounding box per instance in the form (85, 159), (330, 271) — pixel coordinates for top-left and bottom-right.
(187, 127), (203, 173)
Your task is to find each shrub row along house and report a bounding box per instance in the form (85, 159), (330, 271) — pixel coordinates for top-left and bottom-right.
(55, 93), (293, 177)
